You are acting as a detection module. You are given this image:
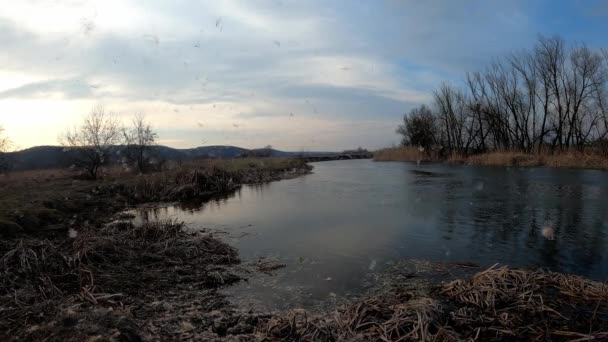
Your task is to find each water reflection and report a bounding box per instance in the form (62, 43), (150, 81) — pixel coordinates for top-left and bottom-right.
(133, 160), (608, 310)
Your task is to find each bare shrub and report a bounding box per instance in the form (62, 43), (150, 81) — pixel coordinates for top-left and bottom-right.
(122, 113), (158, 173)
(59, 105), (122, 179)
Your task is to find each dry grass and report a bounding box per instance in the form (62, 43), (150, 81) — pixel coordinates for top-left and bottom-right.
(255, 264), (608, 341)
(453, 150), (608, 170)
(375, 147), (608, 170)
(0, 219), (241, 340)
(0, 157), (313, 340)
(0, 157), (311, 239)
(374, 146), (439, 162)
(125, 158), (311, 203)
(3, 232), (606, 341)
(0, 168), (73, 188)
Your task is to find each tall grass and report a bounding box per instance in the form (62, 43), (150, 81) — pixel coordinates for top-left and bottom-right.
(453, 150), (608, 170)
(373, 146), (439, 162)
(256, 265), (608, 341)
(375, 147), (608, 170)
(125, 158), (311, 203)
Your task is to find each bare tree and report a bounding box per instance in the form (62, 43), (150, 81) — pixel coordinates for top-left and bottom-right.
(397, 35), (608, 156)
(0, 125), (11, 172)
(122, 113), (158, 173)
(60, 105), (122, 179)
(397, 105), (438, 149)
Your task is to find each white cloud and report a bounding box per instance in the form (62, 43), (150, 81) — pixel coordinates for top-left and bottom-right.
(0, 0), (583, 150)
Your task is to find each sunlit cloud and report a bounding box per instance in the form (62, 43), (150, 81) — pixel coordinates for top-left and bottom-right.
(0, 0), (606, 150)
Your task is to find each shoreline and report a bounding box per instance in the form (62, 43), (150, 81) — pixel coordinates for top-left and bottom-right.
(373, 147), (608, 171)
(1, 158), (607, 340)
(0, 158), (312, 340)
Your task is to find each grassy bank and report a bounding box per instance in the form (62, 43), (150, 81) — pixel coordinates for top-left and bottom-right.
(0, 219), (243, 341)
(3, 223), (606, 341)
(374, 147), (608, 170)
(0, 157), (311, 340)
(0, 158), (312, 238)
(451, 150), (608, 169)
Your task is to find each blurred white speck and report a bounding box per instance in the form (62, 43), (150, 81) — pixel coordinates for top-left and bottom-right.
(143, 34), (160, 45)
(325, 277), (332, 281)
(68, 229), (78, 238)
(368, 259), (377, 271)
(542, 225), (555, 240)
(329, 292), (336, 298)
(474, 181), (484, 191)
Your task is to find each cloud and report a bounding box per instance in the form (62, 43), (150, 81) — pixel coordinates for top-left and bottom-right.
(0, 79), (97, 99)
(1, 0), (606, 150)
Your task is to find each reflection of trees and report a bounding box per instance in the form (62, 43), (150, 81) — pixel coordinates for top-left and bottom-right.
(178, 187), (242, 213)
(135, 187), (243, 221)
(432, 167), (608, 277)
(134, 182), (274, 223)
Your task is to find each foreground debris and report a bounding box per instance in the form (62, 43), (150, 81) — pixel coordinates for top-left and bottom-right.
(256, 264), (608, 341)
(3, 228), (607, 342)
(0, 219), (242, 341)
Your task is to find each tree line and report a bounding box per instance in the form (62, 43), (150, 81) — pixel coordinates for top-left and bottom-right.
(398, 36), (608, 156)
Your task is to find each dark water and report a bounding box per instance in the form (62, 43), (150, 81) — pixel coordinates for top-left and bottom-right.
(134, 160), (608, 310)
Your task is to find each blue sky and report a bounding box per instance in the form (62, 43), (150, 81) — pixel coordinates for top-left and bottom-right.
(0, 0), (607, 151)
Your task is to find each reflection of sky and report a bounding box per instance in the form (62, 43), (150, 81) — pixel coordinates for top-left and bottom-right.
(2, 1), (608, 150)
(135, 160), (608, 309)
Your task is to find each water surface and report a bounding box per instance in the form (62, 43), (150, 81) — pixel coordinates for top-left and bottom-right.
(135, 160), (608, 310)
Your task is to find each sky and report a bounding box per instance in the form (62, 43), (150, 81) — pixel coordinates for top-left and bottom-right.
(1, 0), (608, 151)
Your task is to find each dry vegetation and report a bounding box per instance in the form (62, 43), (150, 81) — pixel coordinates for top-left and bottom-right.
(452, 150), (608, 170)
(3, 228), (606, 342)
(2, 158), (607, 340)
(374, 147), (608, 170)
(373, 146), (441, 163)
(0, 157), (312, 340)
(255, 265), (607, 341)
(0, 219), (243, 341)
(0, 158), (311, 239)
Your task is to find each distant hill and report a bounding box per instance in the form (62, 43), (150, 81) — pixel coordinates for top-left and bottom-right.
(2, 145), (337, 171)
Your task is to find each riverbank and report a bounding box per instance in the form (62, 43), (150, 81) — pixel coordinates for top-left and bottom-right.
(2, 158), (607, 340)
(374, 147), (608, 170)
(3, 220), (606, 341)
(0, 158), (312, 340)
(0, 219), (243, 341)
(254, 264), (608, 341)
(0, 158), (312, 239)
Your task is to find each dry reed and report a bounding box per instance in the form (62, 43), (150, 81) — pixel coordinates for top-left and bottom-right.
(373, 146), (430, 162)
(255, 264), (608, 341)
(0, 219), (241, 340)
(375, 147), (608, 170)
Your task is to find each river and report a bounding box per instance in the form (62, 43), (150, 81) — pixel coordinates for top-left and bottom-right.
(133, 159), (608, 310)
